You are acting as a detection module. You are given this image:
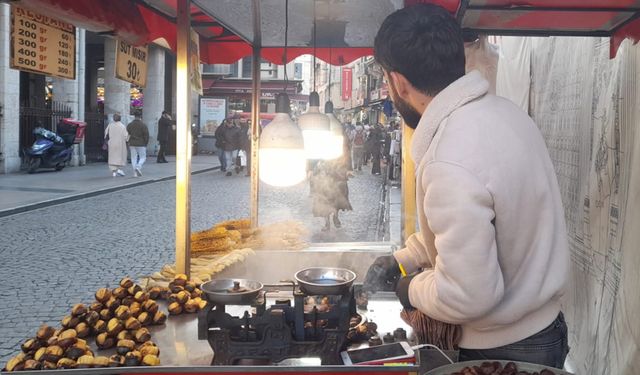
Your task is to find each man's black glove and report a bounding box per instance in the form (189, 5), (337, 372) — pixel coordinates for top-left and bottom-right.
(395, 274), (417, 310)
(363, 255), (401, 292)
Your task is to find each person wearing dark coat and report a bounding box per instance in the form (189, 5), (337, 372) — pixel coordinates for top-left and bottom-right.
(156, 111), (172, 163)
(217, 119), (242, 176)
(127, 113), (149, 177)
(369, 124), (383, 175)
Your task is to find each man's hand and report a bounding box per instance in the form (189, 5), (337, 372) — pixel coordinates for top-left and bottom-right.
(363, 255), (401, 292)
(395, 274), (416, 310)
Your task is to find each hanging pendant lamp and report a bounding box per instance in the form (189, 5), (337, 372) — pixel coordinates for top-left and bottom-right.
(259, 93), (306, 187)
(324, 101), (344, 160)
(298, 91), (332, 159)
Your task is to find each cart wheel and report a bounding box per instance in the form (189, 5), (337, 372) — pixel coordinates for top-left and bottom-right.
(55, 163), (65, 171)
(28, 158), (41, 174)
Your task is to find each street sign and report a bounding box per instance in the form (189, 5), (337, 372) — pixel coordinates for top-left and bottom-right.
(10, 5), (75, 79)
(115, 40), (148, 87)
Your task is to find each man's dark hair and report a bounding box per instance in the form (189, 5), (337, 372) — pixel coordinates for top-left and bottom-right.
(374, 4), (465, 96)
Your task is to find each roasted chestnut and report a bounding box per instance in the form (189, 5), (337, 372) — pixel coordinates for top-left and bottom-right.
(129, 301), (142, 316)
(93, 356), (110, 368)
(57, 357), (76, 369)
(36, 325), (56, 341)
(174, 273), (188, 286)
(43, 345), (64, 363)
(105, 297), (121, 312)
(184, 299), (199, 313)
(190, 288), (203, 299)
(90, 302), (103, 312)
(137, 311), (152, 326)
(76, 354), (94, 368)
(134, 291), (149, 303)
(5, 355), (25, 372)
(141, 300), (158, 314)
(109, 354), (124, 367)
(148, 287), (162, 300)
(76, 322), (90, 338)
(107, 318), (124, 336)
(115, 305), (131, 320)
(21, 338), (40, 353)
(134, 328), (151, 343)
(168, 282), (184, 294)
(139, 343), (160, 357)
(59, 328), (77, 340)
(152, 311), (167, 325)
(93, 319), (107, 334)
(95, 288), (112, 303)
(33, 347), (47, 362)
(117, 330), (134, 341)
(71, 303), (87, 317)
(84, 310), (100, 325)
(23, 359), (42, 370)
(120, 277), (135, 289)
(65, 345), (86, 360)
(96, 332), (115, 350)
(168, 302), (183, 315)
(61, 315), (80, 329)
(113, 286), (128, 299)
(142, 354), (161, 366)
(99, 308), (112, 321)
(121, 295), (135, 306)
(124, 350), (142, 366)
(116, 339), (136, 355)
(125, 317), (142, 330)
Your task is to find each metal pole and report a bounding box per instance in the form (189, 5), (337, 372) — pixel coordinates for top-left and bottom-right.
(175, 0), (192, 277)
(250, 0), (262, 228)
(401, 121), (416, 244)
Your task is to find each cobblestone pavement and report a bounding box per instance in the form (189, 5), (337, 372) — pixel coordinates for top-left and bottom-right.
(0, 164), (384, 364)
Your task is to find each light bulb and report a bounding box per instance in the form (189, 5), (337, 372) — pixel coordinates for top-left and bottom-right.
(258, 93), (306, 187)
(324, 101), (344, 160)
(298, 92), (333, 160)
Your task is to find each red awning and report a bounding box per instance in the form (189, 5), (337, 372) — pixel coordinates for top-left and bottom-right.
(15, 0), (640, 62)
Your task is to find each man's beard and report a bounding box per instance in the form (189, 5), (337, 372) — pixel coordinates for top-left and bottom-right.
(394, 96), (422, 129)
(389, 84), (422, 129)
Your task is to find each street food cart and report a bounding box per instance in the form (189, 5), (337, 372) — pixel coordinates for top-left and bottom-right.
(4, 0), (640, 374)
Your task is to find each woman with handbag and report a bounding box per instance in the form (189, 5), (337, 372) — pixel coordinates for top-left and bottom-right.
(104, 113), (129, 177)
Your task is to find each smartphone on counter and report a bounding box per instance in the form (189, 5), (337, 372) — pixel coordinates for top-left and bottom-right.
(340, 341), (415, 365)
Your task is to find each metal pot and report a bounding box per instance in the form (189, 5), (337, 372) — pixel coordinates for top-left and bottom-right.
(294, 267), (356, 295)
(200, 278), (263, 304)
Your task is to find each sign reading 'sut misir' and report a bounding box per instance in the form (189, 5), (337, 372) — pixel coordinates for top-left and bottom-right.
(115, 40), (148, 87)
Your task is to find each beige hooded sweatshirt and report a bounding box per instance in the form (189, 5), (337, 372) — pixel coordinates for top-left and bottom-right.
(393, 71), (569, 349)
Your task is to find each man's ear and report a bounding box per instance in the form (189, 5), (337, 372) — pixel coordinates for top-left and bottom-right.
(389, 71), (412, 100)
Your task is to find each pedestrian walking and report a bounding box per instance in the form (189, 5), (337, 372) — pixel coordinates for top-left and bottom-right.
(214, 120), (228, 172)
(217, 118), (242, 176)
(351, 125), (366, 171)
(369, 124), (383, 175)
(156, 111), (172, 163)
(104, 113), (129, 177)
(127, 112), (149, 177)
(310, 156), (352, 232)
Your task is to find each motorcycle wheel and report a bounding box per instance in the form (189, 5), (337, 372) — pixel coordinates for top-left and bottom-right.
(28, 158), (41, 174)
(55, 163), (65, 171)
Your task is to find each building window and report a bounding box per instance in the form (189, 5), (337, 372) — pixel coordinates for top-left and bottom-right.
(294, 63), (302, 79)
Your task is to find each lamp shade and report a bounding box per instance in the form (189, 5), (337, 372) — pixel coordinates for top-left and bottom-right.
(259, 93), (306, 187)
(324, 101), (344, 160)
(297, 91), (332, 160)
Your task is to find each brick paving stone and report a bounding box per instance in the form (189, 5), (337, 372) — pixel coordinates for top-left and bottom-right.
(0, 163), (386, 365)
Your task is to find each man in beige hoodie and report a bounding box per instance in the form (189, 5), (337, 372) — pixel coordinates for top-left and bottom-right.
(364, 4), (570, 368)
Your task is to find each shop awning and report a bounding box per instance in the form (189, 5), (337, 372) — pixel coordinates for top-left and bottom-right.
(15, 0), (640, 62)
(202, 78), (304, 99)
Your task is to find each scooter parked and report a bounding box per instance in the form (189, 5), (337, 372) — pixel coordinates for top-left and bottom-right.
(24, 119), (85, 173)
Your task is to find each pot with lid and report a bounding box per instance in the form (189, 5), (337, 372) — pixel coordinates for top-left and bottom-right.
(200, 278), (263, 304)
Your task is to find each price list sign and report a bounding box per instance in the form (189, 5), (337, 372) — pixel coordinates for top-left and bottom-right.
(10, 6), (76, 79)
(115, 40), (148, 87)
